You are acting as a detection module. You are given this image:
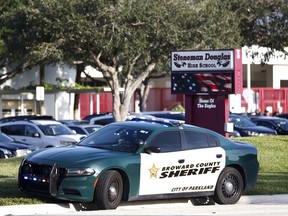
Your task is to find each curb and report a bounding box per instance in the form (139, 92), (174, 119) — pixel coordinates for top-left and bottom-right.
(0, 194), (287, 216)
(237, 194), (288, 205)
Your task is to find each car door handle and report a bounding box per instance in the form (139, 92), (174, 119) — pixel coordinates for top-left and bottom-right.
(216, 154), (222, 158)
(178, 159), (185, 164)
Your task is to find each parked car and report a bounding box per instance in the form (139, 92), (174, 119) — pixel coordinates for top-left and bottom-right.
(250, 116), (288, 135)
(0, 115), (54, 124)
(0, 148), (13, 158)
(68, 124), (102, 135)
(0, 120), (85, 148)
(229, 114), (277, 137)
(58, 119), (89, 125)
(88, 114), (114, 125)
(0, 132), (38, 158)
(83, 113), (112, 121)
(228, 130), (241, 138)
(140, 111), (185, 121)
(88, 113), (155, 125)
(19, 118), (259, 210)
(276, 113), (288, 120)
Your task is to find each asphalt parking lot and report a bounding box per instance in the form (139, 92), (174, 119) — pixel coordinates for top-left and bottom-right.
(0, 194), (287, 216)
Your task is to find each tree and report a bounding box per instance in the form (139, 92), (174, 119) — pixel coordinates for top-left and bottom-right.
(135, 0), (244, 112)
(0, 1), (212, 119)
(239, 0), (288, 52)
(2, 0), (288, 121)
(0, 0), (95, 118)
(0, 0), (66, 86)
(136, 0), (288, 110)
(77, 0), (245, 121)
(136, 61), (171, 112)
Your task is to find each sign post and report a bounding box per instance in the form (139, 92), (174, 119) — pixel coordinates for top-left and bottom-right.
(36, 86), (45, 115)
(171, 49), (242, 136)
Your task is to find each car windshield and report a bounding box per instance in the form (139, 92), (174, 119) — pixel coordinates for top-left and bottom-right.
(38, 124), (75, 136)
(274, 119), (288, 130)
(78, 125), (152, 153)
(229, 115), (256, 127)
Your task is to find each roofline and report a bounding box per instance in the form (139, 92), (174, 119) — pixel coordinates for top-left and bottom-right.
(0, 88), (108, 95)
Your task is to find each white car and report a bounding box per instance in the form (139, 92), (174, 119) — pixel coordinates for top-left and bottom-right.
(88, 113), (157, 125)
(0, 120), (85, 148)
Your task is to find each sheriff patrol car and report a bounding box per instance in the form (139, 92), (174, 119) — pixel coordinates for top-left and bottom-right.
(18, 117), (259, 210)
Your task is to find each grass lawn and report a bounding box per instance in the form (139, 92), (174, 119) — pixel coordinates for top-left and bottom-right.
(234, 135), (288, 195)
(0, 135), (287, 206)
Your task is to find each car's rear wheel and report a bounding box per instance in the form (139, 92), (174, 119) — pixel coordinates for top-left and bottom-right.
(213, 167), (243, 204)
(94, 170), (123, 210)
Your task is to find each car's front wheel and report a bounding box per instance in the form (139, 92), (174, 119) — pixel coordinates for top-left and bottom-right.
(213, 167), (243, 204)
(94, 170), (123, 210)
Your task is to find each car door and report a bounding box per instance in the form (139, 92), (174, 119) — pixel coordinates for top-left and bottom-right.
(255, 121), (277, 131)
(23, 125), (46, 148)
(180, 130), (226, 190)
(0, 124), (26, 143)
(139, 129), (225, 196)
(1, 124), (44, 148)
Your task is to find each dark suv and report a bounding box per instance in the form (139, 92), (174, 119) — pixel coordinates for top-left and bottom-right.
(229, 114), (277, 137)
(140, 111), (185, 121)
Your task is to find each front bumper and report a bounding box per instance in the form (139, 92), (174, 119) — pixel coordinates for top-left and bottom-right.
(18, 160), (97, 203)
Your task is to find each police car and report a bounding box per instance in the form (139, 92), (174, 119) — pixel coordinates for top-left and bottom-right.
(18, 117), (259, 210)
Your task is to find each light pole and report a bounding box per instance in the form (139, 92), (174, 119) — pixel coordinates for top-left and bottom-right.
(36, 86), (45, 115)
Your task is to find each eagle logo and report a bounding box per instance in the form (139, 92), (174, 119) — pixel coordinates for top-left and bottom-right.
(217, 60), (230, 67)
(174, 62), (186, 68)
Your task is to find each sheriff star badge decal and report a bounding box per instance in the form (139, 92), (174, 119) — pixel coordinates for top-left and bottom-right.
(149, 163), (159, 178)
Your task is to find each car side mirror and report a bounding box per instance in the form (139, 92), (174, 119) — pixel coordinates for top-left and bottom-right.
(144, 146), (161, 154)
(32, 132), (40, 138)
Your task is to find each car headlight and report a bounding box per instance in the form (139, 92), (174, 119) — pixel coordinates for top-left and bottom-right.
(66, 168), (95, 176)
(0, 148), (12, 155)
(15, 149), (32, 157)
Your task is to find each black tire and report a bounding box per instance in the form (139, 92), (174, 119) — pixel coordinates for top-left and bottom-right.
(94, 170), (123, 210)
(213, 167), (243, 204)
(0, 150), (5, 158)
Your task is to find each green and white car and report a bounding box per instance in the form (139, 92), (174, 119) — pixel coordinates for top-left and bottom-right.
(18, 118), (259, 210)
